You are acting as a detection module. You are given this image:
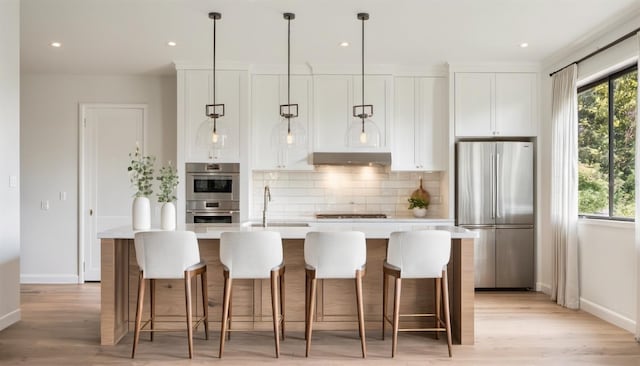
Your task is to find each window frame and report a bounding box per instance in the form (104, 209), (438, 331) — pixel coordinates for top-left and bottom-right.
(577, 64), (637, 222)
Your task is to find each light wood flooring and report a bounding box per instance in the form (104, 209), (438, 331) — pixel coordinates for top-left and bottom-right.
(0, 284), (639, 365)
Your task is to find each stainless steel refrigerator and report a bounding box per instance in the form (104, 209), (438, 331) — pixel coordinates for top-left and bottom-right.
(456, 141), (534, 289)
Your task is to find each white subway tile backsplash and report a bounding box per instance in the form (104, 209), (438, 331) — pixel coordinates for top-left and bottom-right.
(252, 168), (442, 219)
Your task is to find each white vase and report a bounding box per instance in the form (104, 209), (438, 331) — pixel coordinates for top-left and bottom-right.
(132, 196), (151, 230)
(412, 207), (428, 218)
(160, 202), (176, 231)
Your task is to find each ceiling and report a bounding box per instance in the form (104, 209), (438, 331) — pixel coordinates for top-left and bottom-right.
(20, 0), (640, 75)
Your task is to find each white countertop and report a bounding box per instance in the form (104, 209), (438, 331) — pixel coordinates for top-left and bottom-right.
(98, 219), (478, 240)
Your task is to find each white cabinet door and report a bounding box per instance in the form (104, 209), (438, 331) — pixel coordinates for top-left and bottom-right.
(392, 77), (447, 171)
(313, 75), (352, 151)
(416, 77), (447, 171)
(251, 75), (280, 170)
(495, 73), (537, 137)
(251, 74), (312, 170)
(392, 77), (417, 170)
(454, 73), (493, 137)
(184, 69), (240, 162)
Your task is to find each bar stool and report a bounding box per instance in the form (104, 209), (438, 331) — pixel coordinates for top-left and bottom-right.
(304, 231), (367, 358)
(218, 231), (285, 358)
(382, 230), (452, 357)
(131, 231), (208, 359)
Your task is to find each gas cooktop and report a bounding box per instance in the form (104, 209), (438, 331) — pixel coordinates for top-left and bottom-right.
(315, 213), (388, 219)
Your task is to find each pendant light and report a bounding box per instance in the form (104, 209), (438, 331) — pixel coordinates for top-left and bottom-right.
(348, 12), (380, 148)
(277, 12), (306, 147)
(206, 12), (225, 147)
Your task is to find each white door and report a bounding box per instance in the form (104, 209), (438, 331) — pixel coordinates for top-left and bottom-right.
(81, 104), (145, 281)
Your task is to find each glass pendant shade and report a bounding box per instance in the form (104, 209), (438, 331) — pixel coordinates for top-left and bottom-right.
(196, 117), (228, 152)
(272, 117), (307, 147)
(347, 118), (380, 148)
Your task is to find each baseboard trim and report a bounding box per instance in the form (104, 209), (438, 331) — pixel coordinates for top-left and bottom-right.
(580, 297), (635, 333)
(536, 282), (551, 294)
(20, 274), (79, 284)
(0, 308), (21, 331)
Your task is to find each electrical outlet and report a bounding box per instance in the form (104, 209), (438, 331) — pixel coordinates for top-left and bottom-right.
(41, 200), (49, 211)
(9, 175), (17, 188)
(60, 192), (67, 201)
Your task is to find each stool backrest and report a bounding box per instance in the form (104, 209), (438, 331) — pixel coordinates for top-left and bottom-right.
(304, 231), (367, 279)
(219, 231), (283, 279)
(386, 230), (451, 278)
(134, 231), (201, 279)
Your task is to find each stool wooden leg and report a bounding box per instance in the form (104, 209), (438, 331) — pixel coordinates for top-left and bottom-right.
(279, 268), (285, 340)
(435, 277), (441, 340)
(305, 273), (317, 357)
(201, 269), (209, 340)
(219, 274), (232, 358)
(355, 269), (367, 358)
(131, 271), (145, 359)
(150, 278), (155, 342)
(227, 286), (232, 341)
(184, 271), (194, 359)
(270, 270), (281, 358)
(304, 272), (309, 341)
(441, 270), (452, 357)
(392, 277), (402, 358)
(382, 271), (388, 340)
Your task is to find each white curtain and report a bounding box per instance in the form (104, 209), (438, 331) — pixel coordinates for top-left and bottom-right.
(635, 31), (640, 342)
(550, 64), (580, 309)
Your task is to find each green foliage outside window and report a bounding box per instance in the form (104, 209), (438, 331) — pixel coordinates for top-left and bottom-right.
(578, 67), (637, 218)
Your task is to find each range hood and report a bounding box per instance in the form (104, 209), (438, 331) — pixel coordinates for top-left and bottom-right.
(311, 152), (392, 166)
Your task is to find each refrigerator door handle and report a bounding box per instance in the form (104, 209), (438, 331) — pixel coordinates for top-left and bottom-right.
(490, 153), (495, 219)
(496, 152), (500, 218)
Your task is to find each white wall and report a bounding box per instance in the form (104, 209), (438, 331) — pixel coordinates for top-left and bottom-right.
(539, 9), (640, 330)
(0, 0), (21, 331)
(20, 74), (176, 283)
(578, 220), (636, 332)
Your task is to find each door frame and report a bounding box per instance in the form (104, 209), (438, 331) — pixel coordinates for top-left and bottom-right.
(78, 103), (148, 283)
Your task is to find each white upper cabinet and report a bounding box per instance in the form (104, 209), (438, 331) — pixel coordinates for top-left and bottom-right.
(313, 74), (391, 152)
(494, 73), (537, 136)
(454, 72), (537, 137)
(183, 69), (242, 162)
(251, 74), (312, 170)
(393, 77), (447, 171)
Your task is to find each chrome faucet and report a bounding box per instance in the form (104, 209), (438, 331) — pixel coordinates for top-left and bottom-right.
(262, 185), (271, 227)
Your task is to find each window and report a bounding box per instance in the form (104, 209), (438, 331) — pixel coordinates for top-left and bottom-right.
(578, 65), (637, 220)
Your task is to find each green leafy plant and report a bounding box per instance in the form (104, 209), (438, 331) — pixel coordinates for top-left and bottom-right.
(127, 145), (155, 197)
(157, 162), (179, 203)
(408, 197), (428, 209)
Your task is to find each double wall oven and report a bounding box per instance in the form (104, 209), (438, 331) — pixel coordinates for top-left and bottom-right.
(185, 163), (240, 223)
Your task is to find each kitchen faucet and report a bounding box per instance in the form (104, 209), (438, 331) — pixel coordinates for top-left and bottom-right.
(262, 185), (271, 227)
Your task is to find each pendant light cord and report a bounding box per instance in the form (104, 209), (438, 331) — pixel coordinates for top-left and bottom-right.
(213, 17), (217, 107)
(287, 16), (291, 108)
(361, 15), (365, 133)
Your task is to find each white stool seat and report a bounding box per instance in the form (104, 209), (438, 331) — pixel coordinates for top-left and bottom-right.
(304, 231), (367, 358)
(383, 230), (452, 357)
(218, 231), (285, 358)
(131, 231), (208, 359)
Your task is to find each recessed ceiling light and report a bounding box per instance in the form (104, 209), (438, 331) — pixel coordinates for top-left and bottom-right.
(520, 42), (529, 48)
(167, 41), (177, 47)
(50, 42), (61, 48)
(339, 41), (349, 47)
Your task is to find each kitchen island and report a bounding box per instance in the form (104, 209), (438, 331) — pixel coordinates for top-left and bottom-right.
(98, 221), (477, 346)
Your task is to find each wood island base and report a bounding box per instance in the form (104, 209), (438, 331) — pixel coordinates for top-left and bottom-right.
(100, 238), (474, 346)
